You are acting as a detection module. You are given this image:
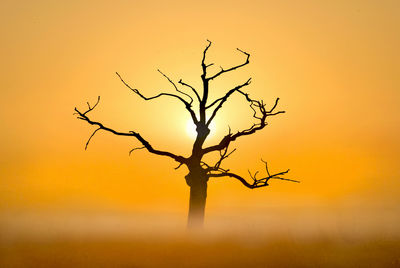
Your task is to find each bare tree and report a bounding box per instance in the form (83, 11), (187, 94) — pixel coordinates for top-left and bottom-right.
(74, 41), (299, 229)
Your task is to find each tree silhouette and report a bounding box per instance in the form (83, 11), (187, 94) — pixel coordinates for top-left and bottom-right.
(74, 41), (299, 228)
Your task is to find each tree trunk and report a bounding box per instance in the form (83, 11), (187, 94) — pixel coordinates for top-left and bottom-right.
(187, 178), (208, 229)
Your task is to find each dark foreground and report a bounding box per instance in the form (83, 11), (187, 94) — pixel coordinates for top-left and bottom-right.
(1, 235), (399, 267)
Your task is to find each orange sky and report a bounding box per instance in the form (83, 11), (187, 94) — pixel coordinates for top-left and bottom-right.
(1, 0), (399, 234)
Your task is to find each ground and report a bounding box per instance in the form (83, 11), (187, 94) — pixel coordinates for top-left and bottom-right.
(1, 235), (399, 267)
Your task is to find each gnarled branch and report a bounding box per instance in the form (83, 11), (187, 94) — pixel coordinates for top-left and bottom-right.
(75, 98), (186, 164)
(206, 78), (252, 126)
(208, 160), (299, 189)
(203, 95), (285, 155)
(157, 69), (193, 105)
(207, 48), (250, 81)
(178, 79), (201, 103)
(201, 39), (212, 78)
(116, 72), (198, 124)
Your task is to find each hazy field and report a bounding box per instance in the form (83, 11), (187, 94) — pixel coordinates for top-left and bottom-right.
(1, 211), (400, 267)
(1, 234), (399, 267)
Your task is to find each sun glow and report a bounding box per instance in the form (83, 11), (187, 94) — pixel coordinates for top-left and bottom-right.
(186, 120), (197, 139)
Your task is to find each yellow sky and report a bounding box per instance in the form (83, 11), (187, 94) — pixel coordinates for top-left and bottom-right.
(0, 0), (399, 230)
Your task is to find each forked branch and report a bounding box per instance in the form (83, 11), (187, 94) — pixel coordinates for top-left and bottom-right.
(116, 72), (198, 124)
(206, 78), (252, 126)
(203, 95), (285, 154)
(207, 48), (250, 81)
(178, 79), (201, 103)
(202, 142), (236, 173)
(208, 160), (299, 189)
(74, 97), (186, 164)
(201, 39), (213, 77)
(157, 69), (194, 105)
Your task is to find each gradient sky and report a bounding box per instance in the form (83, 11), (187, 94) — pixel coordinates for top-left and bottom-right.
(1, 0), (399, 233)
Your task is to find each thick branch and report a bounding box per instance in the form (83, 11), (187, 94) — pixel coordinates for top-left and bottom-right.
(199, 40), (212, 123)
(74, 99), (186, 164)
(116, 72), (198, 124)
